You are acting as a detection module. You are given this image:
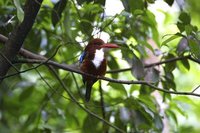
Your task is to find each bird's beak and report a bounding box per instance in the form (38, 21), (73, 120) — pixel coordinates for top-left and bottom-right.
(100, 43), (119, 48)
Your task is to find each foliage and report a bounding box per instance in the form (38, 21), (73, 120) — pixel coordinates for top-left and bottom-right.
(0, 0), (200, 132)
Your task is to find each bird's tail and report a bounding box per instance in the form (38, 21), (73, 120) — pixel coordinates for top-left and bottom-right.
(85, 82), (93, 102)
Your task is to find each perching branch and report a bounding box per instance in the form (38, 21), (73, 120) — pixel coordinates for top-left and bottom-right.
(1, 34), (200, 98)
(9, 58), (200, 98)
(0, 0), (43, 80)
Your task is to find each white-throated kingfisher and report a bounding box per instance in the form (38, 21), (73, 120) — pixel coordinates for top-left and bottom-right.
(79, 38), (119, 102)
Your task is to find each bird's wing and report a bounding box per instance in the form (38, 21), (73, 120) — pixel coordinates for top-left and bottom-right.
(79, 51), (86, 63)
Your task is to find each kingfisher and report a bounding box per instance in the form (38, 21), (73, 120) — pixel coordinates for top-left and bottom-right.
(79, 38), (119, 102)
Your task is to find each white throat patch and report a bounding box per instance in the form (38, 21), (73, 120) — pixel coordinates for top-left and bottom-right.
(92, 49), (104, 68)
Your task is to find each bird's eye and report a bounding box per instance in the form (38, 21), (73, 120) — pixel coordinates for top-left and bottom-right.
(94, 42), (102, 45)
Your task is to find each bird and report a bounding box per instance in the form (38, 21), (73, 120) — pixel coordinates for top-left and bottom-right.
(79, 38), (119, 102)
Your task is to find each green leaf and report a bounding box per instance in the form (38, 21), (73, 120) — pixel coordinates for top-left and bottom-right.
(189, 39), (200, 59)
(173, 96), (196, 106)
(14, 0), (24, 22)
(131, 56), (145, 80)
(176, 37), (189, 55)
(139, 95), (157, 112)
(164, 0), (174, 6)
(164, 54), (176, 72)
(166, 110), (178, 125)
(144, 68), (160, 83)
(179, 12), (191, 25)
(165, 76), (176, 91)
(79, 20), (93, 36)
(51, 0), (68, 27)
(162, 34), (181, 46)
(163, 71), (176, 91)
(107, 55), (119, 79)
(170, 102), (187, 117)
(122, 0), (144, 13)
(23, 112), (38, 129)
(108, 82), (127, 98)
(146, 0), (155, 4)
(185, 24), (193, 35)
(83, 114), (101, 132)
(94, 0), (106, 6)
(177, 22), (185, 32)
(19, 87), (34, 102)
(140, 85), (154, 95)
(181, 59), (190, 70)
(154, 113), (163, 131)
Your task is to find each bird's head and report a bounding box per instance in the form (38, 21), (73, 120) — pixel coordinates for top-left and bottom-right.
(86, 38), (119, 51)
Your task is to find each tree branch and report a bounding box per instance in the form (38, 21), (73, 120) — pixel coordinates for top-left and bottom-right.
(1, 34), (200, 98)
(107, 55), (191, 73)
(9, 58), (200, 98)
(0, 0), (43, 80)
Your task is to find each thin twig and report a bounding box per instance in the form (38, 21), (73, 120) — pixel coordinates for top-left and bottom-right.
(107, 55), (190, 73)
(71, 72), (83, 99)
(145, 83), (200, 97)
(99, 80), (109, 133)
(99, 80), (106, 118)
(192, 85), (200, 93)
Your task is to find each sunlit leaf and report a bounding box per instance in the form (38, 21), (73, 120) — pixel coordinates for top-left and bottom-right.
(14, 0), (24, 22)
(108, 82), (127, 98)
(162, 34), (181, 46)
(166, 110), (178, 125)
